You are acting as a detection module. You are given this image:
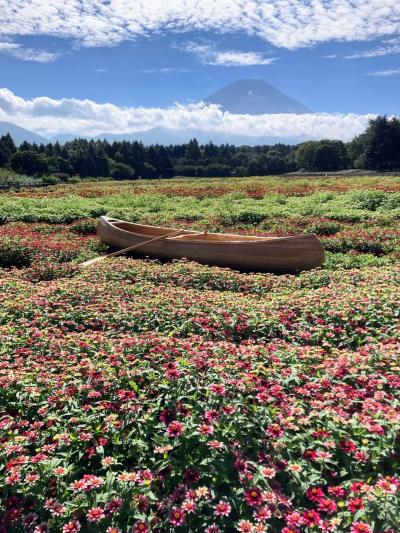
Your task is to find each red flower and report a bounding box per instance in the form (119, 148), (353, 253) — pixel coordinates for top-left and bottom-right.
(159, 408), (176, 425)
(347, 498), (364, 513)
(167, 421), (184, 437)
(133, 522), (149, 533)
(245, 487), (263, 507)
(304, 449), (317, 461)
(306, 486), (325, 502)
(266, 424), (283, 438)
(302, 510), (321, 527)
(184, 468), (201, 485)
(169, 508), (186, 526)
(339, 440), (357, 453)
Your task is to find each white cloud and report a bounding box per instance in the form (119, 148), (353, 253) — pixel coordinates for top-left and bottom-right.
(0, 41), (58, 62)
(181, 42), (277, 66)
(345, 40), (400, 58)
(0, 1), (399, 51)
(0, 87), (377, 142)
(368, 67), (400, 76)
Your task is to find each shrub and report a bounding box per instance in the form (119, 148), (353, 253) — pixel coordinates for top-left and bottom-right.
(306, 221), (343, 235)
(69, 218), (98, 235)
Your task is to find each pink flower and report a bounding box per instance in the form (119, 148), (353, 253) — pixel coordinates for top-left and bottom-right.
(208, 440), (224, 449)
(317, 498), (337, 514)
(87, 507), (105, 523)
(236, 520), (254, 532)
(206, 526), (221, 533)
(106, 497), (123, 514)
(214, 500), (231, 517)
(266, 424), (283, 438)
(53, 467), (66, 476)
(182, 499), (196, 513)
(167, 421), (184, 437)
(375, 477), (398, 494)
(286, 511), (304, 528)
(198, 423), (214, 435)
(350, 522), (373, 533)
(209, 383), (226, 396)
(261, 467), (275, 479)
(254, 507), (271, 522)
(62, 521), (81, 533)
(169, 508), (185, 526)
(327, 486), (346, 498)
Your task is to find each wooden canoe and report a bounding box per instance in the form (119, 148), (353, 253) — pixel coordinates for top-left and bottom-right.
(97, 216), (325, 273)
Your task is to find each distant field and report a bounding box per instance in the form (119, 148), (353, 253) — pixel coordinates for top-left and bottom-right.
(0, 176), (399, 532)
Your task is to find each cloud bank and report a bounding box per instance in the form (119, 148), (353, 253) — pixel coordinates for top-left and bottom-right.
(0, 1), (399, 50)
(0, 88), (376, 142)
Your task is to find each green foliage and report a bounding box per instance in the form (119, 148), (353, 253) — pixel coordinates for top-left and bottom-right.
(363, 116), (400, 171)
(111, 162), (135, 180)
(11, 150), (49, 176)
(0, 133), (17, 166)
(295, 139), (349, 171)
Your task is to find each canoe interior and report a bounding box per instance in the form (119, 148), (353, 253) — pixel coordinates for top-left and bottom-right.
(112, 220), (284, 243)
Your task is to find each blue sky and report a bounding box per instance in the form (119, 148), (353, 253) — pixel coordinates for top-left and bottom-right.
(0, 1), (399, 141)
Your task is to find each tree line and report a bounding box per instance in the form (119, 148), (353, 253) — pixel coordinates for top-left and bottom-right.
(0, 116), (399, 179)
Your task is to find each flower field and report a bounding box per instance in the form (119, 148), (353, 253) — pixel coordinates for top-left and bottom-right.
(0, 176), (399, 532)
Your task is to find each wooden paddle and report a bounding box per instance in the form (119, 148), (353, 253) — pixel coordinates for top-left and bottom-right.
(80, 229), (184, 268)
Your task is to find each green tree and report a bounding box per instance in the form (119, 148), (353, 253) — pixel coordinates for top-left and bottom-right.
(185, 138), (202, 161)
(111, 162), (135, 180)
(362, 116), (400, 170)
(11, 150), (49, 176)
(295, 140), (348, 171)
(0, 133), (17, 167)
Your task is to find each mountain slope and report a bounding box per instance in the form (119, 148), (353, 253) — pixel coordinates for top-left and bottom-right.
(204, 79), (312, 115)
(0, 121), (48, 145)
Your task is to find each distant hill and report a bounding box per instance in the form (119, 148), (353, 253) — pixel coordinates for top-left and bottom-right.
(0, 121), (48, 145)
(48, 133), (81, 144)
(8, 126), (305, 147)
(205, 79), (312, 115)
(2, 80), (313, 147)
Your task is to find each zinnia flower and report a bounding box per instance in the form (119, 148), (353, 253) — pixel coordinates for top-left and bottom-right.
(350, 522), (373, 533)
(87, 507), (105, 523)
(245, 487), (263, 507)
(214, 500), (231, 517)
(167, 421), (184, 437)
(169, 508), (185, 526)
